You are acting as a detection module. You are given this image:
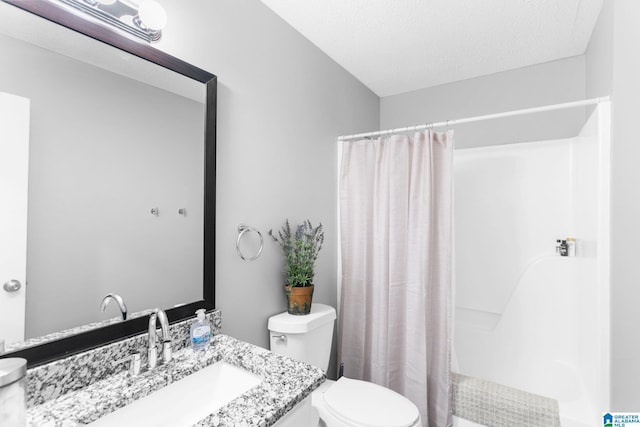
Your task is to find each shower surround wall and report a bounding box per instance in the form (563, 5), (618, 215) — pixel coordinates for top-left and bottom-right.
(453, 106), (610, 427)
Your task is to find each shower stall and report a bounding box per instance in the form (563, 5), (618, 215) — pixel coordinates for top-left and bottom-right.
(453, 103), (610, 427)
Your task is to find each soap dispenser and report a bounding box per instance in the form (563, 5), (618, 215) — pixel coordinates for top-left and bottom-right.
(190, 309), (211, 351)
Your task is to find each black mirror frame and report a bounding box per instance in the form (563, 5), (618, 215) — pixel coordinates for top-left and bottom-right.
(0, 0), (216, 368)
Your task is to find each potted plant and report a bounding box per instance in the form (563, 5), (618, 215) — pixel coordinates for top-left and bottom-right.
(269, 219), (324, 315)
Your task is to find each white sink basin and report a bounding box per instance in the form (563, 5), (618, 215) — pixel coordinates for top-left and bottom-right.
(89, 361), (262, 427)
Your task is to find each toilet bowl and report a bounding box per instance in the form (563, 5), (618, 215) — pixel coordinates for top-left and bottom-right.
(312, 377), (421, 427)
(268, 304), (422, 427)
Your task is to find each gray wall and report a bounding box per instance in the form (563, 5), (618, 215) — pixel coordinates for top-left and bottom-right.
(586, 1), (613, 98)
(0, 33), (204, 338)
(155, 0), (379, 376)
(381, 56), (587, 149)
(587, 0), (640, 409)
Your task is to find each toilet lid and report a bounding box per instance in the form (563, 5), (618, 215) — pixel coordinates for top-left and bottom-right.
(323, 377), (420, 427)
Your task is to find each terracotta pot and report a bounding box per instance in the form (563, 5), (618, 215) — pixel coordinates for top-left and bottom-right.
(284, 285), (314, 315)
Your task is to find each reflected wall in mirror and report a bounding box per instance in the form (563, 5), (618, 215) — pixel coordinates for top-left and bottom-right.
(0, 0), (216, 366)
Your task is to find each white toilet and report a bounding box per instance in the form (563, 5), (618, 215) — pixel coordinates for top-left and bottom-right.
(268, 303), (422, 427)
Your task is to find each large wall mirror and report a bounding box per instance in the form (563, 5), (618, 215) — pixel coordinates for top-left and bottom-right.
(0, 0), (216, 367)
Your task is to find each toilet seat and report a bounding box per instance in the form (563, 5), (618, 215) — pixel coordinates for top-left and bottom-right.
(321, 377), (420, 427)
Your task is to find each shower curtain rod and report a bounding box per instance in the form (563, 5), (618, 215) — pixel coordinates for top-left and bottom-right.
(337, 96), (611, 141)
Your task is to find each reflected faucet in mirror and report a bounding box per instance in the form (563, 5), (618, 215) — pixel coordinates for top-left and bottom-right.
(147, 308), (172, 370)
(100, 293), (128, 321)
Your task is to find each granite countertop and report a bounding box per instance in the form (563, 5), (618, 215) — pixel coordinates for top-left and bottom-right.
(27, 334), (325, 427)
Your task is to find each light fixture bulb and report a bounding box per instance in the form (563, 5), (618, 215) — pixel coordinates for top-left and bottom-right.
(137, 0), (167, 31)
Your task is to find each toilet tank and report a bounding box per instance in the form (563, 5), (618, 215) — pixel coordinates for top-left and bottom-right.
(268, 303), (336, 372)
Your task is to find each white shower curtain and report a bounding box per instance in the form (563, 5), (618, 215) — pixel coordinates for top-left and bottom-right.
(338, 130), (453, 427)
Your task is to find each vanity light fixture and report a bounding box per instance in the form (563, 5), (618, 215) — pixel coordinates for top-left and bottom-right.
(56, 0), (167, 42)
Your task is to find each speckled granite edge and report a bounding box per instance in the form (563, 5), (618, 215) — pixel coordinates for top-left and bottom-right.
(26, 309), (222, 407)
(5, 309), (155, 353)
(28, 334), (325, 427)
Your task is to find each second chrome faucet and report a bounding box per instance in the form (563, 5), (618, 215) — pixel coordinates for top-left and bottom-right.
(148, 308), (172, 369)
(100, 293), (128, 320)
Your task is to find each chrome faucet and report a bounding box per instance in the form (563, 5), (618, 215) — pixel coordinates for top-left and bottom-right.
(147, 308), (172, 369)
(100, 293), (128, 320)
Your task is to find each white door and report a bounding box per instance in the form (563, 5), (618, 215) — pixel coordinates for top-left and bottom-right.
(0, 92), (30, 348)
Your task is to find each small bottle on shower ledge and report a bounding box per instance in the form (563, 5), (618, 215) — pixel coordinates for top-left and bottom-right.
(556, 239), (568, 256)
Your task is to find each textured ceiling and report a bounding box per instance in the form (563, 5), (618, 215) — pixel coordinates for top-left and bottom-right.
(260, 0), (603, 97)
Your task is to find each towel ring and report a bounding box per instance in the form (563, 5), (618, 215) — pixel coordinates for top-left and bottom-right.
(236, 224), (263, 261)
